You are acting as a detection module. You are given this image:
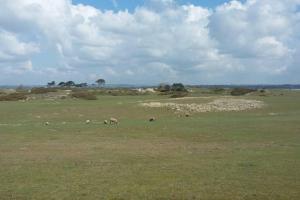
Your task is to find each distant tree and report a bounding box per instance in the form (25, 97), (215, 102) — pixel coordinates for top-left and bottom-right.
(96, 79), (105, 87)
(158, 83), (171, 92)
(171, 83), (187, 92)
(47, 81), (56, 88)
(58, 82), (66, 87)
(65, 81), (76, 87)
(76, 83), (88, 88)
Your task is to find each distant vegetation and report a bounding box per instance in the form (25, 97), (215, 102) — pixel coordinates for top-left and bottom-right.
(31, 87), (58, 94)
(0, 92), (27, 101)
(57, 81), (88, 88)
(158, 83), (188, 98)
(158, 83), (171, 92)
(171, 83), (187, 92)
(71, 91), (97, 100)
(158, 83), (187, 92)
(47, 78), (104, 88)
(96, 79), (106, 87)
(231, 88), (257, 96)
(47, 81), (56, 87)
(0, 82), (268, 102)
(212, 88), (226, 94)
(106, 89), (143, 96)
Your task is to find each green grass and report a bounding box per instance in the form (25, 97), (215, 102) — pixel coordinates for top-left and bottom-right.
(0, 91), (300, 199)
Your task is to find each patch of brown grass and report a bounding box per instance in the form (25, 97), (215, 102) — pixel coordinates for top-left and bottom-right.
(0, 93), (27, 101)
(71, 91), (97, 100)
(30, 87), (58, 94)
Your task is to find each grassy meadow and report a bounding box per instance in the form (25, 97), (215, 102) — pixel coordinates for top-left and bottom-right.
(0, 89), (300, 199)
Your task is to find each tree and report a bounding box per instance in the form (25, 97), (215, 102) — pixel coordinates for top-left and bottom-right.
(158, 83), (171, 92)
(171, 83), (187, 92)
(76, 83), (88, 88)
(96, 79), (105, 87)
(47, 81), (56, 88)
(58, 82), (66, 87)
(65, 81), (76, 87)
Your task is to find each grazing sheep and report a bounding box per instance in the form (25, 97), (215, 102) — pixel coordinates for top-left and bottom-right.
(104, 120), (108, 125)
(149, 117), (156, 122)
(45, 122), (49, 126)
(86, 120), (91, 124)
(110, 117), (118, 125)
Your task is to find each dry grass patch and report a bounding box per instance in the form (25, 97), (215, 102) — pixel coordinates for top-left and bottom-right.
(71, 91), (97, 100)
(0, 92), (28, 101)
(30, 87), (58, 94)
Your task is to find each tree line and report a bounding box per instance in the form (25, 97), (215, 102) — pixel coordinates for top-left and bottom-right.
(47, 79), (106, 88)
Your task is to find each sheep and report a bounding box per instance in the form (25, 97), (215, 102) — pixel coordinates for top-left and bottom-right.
(45, 122), (50, 126)
(104, 120), (108, 125)
(86, 120), (91, 124)
(149, 117), (156, 122)
(110, 117), (118, 125)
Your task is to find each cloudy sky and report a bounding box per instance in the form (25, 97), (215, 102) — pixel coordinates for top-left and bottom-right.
(0, 0), (299, 85)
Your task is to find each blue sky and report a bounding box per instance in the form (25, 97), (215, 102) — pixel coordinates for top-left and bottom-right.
(0, 0), (299, 85)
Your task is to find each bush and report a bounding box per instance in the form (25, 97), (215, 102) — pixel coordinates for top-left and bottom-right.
(158, 84), (171, 92)
(31, 87), (58, 94)
(108, 89), (141, 96)
(0, 93), (27, 101)
(93, 89), (147, 96)
(171, 83), (187, 92)
(259, 89), (266, 93)
(71, 91), (97, 100)
(231, 88), (256, 96)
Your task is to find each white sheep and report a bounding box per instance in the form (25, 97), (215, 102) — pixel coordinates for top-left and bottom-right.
(110, 117), (118, 125)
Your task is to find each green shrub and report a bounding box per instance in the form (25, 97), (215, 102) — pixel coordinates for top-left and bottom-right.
(71, 91), (97, 100)
(94, 89), (146, 96)
(231, 88), (256, 96)
(171, 83), (187, 92)
(0, 93), (27, 101)
(108, 89), (141, 96)
(259, 89), (266, 93)
(31, 87), (58, 94)
(158, 84), (171, 92)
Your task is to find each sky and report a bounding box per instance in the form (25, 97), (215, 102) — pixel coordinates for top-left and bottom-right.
(0, 0), (300, 85)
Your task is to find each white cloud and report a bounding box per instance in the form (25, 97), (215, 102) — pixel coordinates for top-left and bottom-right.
(209, 0), (300, 82)
(0, 0), (299, 85)
(0, 29), (39, 61)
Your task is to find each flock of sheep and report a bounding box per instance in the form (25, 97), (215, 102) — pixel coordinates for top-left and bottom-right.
(44, 117), (158, 126)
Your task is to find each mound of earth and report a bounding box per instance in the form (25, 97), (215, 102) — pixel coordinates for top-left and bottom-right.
(140, 98), (264, 113)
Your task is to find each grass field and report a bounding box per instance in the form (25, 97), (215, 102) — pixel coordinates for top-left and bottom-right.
(0, 89), (300, 199)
